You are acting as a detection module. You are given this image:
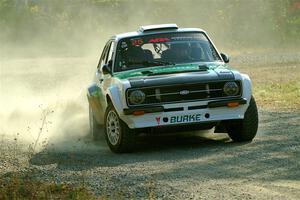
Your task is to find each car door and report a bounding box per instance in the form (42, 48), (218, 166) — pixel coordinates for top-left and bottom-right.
(100, 40), (115, 91)
(96, 41), (114, 93)
(96, 41), (112, 86)
(88, 40), (113, 124)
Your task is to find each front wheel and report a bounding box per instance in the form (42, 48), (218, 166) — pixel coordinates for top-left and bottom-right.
(226, 96), (259, 142)
(104, 103), (136, 153)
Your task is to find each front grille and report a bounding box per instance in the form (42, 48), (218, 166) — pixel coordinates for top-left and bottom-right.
(127, 81), (242, 106)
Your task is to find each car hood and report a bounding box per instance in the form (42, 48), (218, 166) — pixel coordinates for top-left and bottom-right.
(114, 63), (236, 88)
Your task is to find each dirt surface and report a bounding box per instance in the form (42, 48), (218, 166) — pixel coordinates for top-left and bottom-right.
(0, 52), (299, 199)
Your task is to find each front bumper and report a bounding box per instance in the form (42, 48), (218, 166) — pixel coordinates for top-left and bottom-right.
(120, 98), (248, 129)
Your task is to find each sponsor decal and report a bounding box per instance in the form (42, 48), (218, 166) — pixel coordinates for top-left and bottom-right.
(179, 90), (190, 95)
(170, 114), (201, 124)
(171, 36), (202, 41)
(131, 38), (143, 46)
(88, 84), (101, 97)
(148, 38), (170, 43)
(155, 116), (161, 125)
(156, 114), (201, 125)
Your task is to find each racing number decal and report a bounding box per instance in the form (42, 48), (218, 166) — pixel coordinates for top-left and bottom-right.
(131, 38), (143, 46)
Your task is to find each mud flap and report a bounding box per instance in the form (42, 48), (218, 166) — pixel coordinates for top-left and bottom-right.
(87, 84), (104, 124)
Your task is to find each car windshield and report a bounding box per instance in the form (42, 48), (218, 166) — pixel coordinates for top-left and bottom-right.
(114, 32), (222, 72)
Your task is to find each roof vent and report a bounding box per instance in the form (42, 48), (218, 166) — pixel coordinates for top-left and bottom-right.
(138, 24), (178, 33)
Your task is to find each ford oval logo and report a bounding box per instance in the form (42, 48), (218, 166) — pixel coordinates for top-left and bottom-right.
(179, 90), (190, 95)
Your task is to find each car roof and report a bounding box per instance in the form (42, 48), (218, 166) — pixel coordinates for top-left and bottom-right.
(111, 26), (206, 41)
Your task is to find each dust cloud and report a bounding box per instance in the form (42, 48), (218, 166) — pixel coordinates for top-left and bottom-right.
(0, 57), (95, 152)
(0, 0), (298, 152)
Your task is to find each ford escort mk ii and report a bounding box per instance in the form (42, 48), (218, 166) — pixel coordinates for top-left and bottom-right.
(87, 24), (258, 153)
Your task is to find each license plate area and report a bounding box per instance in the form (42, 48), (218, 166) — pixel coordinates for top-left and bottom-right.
(160, 113), (202, 125)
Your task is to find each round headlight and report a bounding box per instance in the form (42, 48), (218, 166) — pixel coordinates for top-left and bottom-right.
(129, 90), (146, 105)
(223, 82), (239, 96)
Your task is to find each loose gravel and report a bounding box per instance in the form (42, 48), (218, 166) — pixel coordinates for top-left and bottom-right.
(1, 111), (299, 199)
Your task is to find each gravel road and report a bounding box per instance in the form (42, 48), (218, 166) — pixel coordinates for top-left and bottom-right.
(0, 52), (299, 199)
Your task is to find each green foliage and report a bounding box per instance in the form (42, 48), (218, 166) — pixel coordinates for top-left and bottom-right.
(0, 0), (299, 56)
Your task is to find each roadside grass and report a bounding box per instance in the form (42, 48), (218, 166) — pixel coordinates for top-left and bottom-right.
(254, 81), (300, 111)
(0, 175), (96, 200)
(235, 62), (300, 111)
(0, 171), (157, 200)
(0, 106), (99, 200)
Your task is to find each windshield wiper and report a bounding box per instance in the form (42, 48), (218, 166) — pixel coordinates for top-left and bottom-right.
(198, 64), (209, 71)
(140, 70), (154, 75)
(147, 60), (175, 66)
(128, 60), (175, 67)
(148, 70), (202, 76)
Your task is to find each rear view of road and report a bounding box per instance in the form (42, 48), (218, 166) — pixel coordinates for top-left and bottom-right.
(0, 51), (299, 199)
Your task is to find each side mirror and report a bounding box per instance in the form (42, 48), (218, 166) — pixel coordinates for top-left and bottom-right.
(220, 53), (230, 63)
(102, 60), (112, 75)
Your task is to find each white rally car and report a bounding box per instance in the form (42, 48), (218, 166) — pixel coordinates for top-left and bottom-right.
(87, 24), (258, 153)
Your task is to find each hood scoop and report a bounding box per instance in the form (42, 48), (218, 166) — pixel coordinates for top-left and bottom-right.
(213, 68), (234, 79)
(129, 67), (235, 88)
(140, 64), (209, 76)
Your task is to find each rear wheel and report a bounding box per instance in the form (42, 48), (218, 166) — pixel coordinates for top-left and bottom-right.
(226, 96), (258, 142)
(89, 105), (103, 141)
(104, 103), (136, 153)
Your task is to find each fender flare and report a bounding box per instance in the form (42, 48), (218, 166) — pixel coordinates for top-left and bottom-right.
(106, 86), (125, 116)
(241, 73), (252, 104)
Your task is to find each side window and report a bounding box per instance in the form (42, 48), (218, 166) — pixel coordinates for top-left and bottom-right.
(97, 41), (112, 69)
(106, 41), (115, 64)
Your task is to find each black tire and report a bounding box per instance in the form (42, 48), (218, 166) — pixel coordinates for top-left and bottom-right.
(226, 96), (258, 142)
(89, 105), (103, 141)
(104, 103), (136, 153)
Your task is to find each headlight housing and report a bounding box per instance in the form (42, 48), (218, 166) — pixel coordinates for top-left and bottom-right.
(128, 90), (146, 105)
(223, 81), (239, 96)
